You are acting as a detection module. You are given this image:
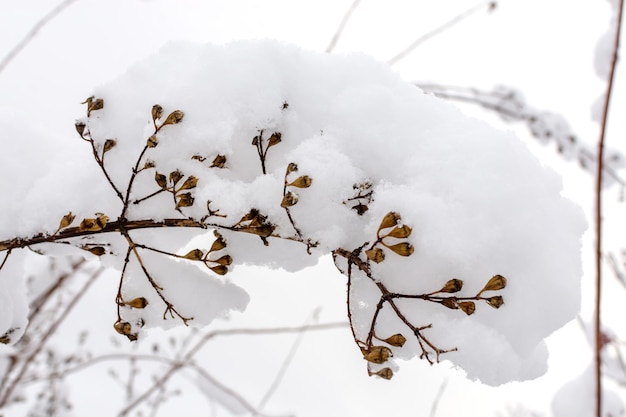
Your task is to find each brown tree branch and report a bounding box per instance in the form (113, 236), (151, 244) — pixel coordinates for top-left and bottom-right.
(595, 0), (624, 415)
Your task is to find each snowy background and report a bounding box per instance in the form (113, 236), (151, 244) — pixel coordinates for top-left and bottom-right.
(0, 0), (624, 416)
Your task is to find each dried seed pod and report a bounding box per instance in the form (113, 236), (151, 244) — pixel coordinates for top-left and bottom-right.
(370, 367), (393, 380)
(96, 213), (109, 229)
(363, 346), (392, 364)
(439, 279), (464, 293)
(151, 104), (163, 121)
(268, 132), (282, 147)
(210, 154), (226, 168)
(352, 203), (368, 215)
(183, 249), (204, 260)
(191, 154), (206, 162)
(383, 334), (407, 347)
(209, 233), (227, 252)
(238, 210), (257, 223)
(78, 218), (97, 232)
(287, 162), (298, 173)
(281, 191), (298, 208)
(386, 225), (412, 239)
(84, 246), (106, 256)
(127, 297), (149, 309)
(75, 121), (86, 137)
(213, 255), (233, 266)
(251, 135), (260, 146)
(162, 110), (184, 125)
(459, 301), (476, 316)
(241, 223), (275, 238)
(58, 212), (76, 230)
(178, 176), (198, 191)
(481, 275), (507, 293)
(83, 96), (104, 115)
(378, 212), (401, 233)
(386, 242), (414, 257)
(288, 175), (313, 188)
(103, 139), (117, 154)
(143, 160), (156, 170)
(147, 135), (158, 148)
(155, 172), (167, 189)
(176, 192), (194, 208)
(209, 265), (228, 275)
(78, 217), (106, 232)
(487, 296), (504, 309)
(169, 170), (183, 185)
(441, 298), (459, 310)
(365, 247), (385, 264)
(114, 321), (132, 336)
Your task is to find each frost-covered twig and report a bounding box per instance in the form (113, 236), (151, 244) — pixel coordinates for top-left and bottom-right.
(420, 83), (626, 189)
(333, 212), (506, 377)
(387, 1), (497, 66)
(594, 0), (624, 414)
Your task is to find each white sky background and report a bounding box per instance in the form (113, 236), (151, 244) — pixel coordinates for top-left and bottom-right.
(0, 0), (623, 416)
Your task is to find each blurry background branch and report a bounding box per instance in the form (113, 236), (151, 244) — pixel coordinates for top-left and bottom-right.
(0, 0), (78, 75)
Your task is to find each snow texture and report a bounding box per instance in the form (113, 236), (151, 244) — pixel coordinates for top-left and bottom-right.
(0, 40), (585, 385)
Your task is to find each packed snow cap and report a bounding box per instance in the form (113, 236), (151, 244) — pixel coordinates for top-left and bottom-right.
(2, 40), (586, 385)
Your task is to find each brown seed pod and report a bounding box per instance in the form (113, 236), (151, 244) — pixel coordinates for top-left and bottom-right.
(481, 275), (507, 293)
(365, 247), (385, 263)
(363, 346), (392, 364)
(439, 279), (464, 293)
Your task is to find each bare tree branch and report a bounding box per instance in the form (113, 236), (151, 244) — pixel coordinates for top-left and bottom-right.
(117, 322), (347, 416)
(387, 1), (496, 66)
(0, 0), (79, 74)
(254, 310), (321, 415)
(0, 263), (104, 407)
(594, 0), (625, 415)
(325, 0), (361, 53)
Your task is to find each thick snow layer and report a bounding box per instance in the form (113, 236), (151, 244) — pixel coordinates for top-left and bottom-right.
(0, 40), (585, 385)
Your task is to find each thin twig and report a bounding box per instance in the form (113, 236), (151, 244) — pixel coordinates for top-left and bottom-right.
(387, 1), (496, 66)
(0, 264), (104, 407)
(0, 0), (79, 74)
(117, 322), (347, 416)
(255, 310), (321, 415)
(419, 83), (626, 187)
(325, 0), (361, 53)
(594, 0), (624, 415)
(192, 364), (281, 417)
(429, 378), (449, 417)
(607, 253), (626, 291)
(27, 258), (85, 324)
(0, 248), (12, 271)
